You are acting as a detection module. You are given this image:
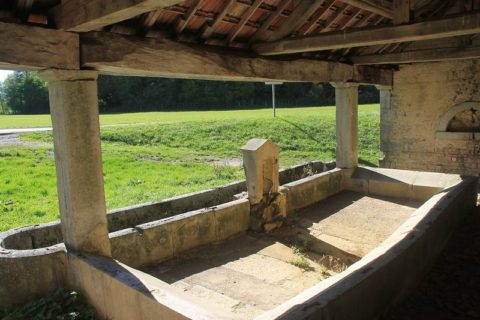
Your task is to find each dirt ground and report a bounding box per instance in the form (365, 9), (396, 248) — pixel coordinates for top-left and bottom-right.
(383, 196), (480, 320)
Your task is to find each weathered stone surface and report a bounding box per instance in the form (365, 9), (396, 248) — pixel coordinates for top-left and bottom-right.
(257, 175), (478, 320)
(332, 83), (359, 169)
(40, 70), (111, 257)
(110, 199), (250, 268)
(381, 59), (480, 176)
(0, 161), (330, 251)
(282, 168), (345, 214)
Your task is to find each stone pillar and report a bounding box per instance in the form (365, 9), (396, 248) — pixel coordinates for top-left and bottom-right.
(40, 70), (111, 257)
(331, 82), (359, 169)
(241, 139), (285, 232)
(376, 85), (393, 167)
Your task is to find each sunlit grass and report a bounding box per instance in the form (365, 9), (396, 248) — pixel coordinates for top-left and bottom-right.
(0, 105), (380, 231)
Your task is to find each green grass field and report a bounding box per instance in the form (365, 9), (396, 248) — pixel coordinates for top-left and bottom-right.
(0, 105), (380, 231)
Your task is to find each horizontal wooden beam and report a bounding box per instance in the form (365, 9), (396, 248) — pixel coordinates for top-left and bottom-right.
(353, 65), (392, 85)
(341, 0), (393, 19)
(80, 31), (391, 85)
(51, 0), (180, 32)
(253, 11), (480, 55)
(0, 22), (79, 70)
(352, 46), (480, 65)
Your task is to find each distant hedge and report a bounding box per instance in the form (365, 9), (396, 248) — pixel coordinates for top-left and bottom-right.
(0, 72), (379, 114)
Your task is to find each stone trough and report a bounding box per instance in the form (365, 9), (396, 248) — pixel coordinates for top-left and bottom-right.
(0, 140), (477, 320)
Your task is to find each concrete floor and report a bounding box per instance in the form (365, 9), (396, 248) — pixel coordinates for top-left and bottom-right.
(143, 191), (421, 319)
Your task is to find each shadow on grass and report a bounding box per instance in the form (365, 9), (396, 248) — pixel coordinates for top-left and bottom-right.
(277, 117), (324, 145)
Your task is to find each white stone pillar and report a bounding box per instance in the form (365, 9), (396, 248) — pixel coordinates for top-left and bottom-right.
(331, 82), (359, 169)
(375, 85), (393, 155)
(40, 70), (111, 257)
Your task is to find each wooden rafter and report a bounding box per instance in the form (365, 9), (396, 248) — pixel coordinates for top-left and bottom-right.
(372, 0), (447, 58)
(176, 0), (204, 34)
(340, 0), (393, 19)
(249, 0), (290, 42)
(299, 0), (336, 36)
(339, 7), (362, 29)
(352, 46), (480, 65)
(51, 0), (180, 32)
(201, 0), (236, 39)
(318, 4), (348, 32)
(253, 11), (480, 55)
(267, 0), (324, 41)
(227, 0), (263, 42)
(137, 10), (161, 35)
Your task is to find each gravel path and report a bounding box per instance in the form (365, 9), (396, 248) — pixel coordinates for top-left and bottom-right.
(384, 196), (480, 320)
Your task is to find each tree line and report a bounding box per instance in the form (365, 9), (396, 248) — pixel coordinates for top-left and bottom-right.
(0, 71), (379, 114)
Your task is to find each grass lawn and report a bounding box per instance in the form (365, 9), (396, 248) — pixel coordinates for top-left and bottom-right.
(0, 105), (380, 231)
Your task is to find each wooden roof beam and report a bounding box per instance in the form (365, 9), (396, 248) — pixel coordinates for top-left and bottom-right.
(253, 11), (480, 55)
(51, 0), (180, 32)
(80, 31), (391, 85)
(227, 0), (263, 43)
(340, 0), (393, 19)
(300, 0), (336, 35)
(0, 21), (79, 70)
(351, 46), (480, 65)
(175, 0), (204, 34)
(267, 0), (324, 41)
(201, 0), (236, 39)
(249, 0), (290, 42)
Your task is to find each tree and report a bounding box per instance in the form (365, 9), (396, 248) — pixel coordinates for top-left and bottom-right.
(1, 72), (49, 114)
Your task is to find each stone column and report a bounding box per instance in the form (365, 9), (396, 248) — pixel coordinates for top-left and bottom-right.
(376, 85), (393, 158)
(40, 70), (111, 257)
(331, 82), (359, 169)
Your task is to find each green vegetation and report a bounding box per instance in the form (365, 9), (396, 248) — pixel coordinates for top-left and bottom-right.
(289, 241), (314, 271)
(0, 290), (98, 320)
(0, 105), (380, 231)
(0, 71), (378, 115)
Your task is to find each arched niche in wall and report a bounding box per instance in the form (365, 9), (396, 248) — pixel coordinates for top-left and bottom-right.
(436, 102), (480, 140)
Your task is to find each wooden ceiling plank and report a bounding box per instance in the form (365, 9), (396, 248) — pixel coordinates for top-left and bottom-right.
(51, 0), (180, 32)
(318, 4), (348, 32)
(300, 0), (336, 35)
(249, 0), (290, 42)
(253, 11), (480, 55)
(176, 0), (204, 34)
(201, 0), (237, 39)
(352, 45), (480, 65)
(340, 0), (393, 19)
(267, 0), (324, 41)
(227, 0), (263, 43)
(341, 7), (362, 28)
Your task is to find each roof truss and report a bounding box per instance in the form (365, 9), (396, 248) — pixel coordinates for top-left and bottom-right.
(253, 11), (480, 55)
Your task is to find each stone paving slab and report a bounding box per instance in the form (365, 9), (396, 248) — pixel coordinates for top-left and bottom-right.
(143, 191), (421, 319)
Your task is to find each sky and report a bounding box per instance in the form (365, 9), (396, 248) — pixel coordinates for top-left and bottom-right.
(0, 70), (13, 83)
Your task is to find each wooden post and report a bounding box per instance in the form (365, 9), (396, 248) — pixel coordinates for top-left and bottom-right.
(332, 82), (359, 169)
(39, 70), (111, 257)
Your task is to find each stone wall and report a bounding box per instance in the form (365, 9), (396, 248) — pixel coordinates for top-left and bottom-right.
(380, 59), (480, 177)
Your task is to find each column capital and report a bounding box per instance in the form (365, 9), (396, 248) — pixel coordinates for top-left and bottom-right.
(39, 69), (98, 82)
(330, 82), (360, 89)
(375, 84), (393, 91)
